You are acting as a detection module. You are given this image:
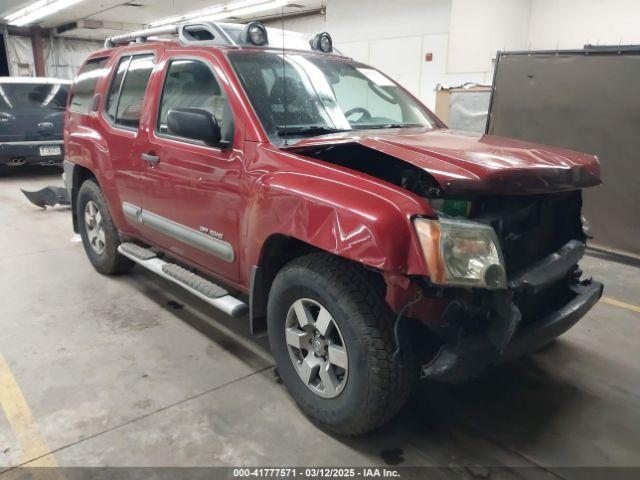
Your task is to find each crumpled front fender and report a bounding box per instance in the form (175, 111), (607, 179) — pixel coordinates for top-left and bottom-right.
(243, 170), (432, 278)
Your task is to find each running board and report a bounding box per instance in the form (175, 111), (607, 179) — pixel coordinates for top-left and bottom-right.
(117, 242), (248, 318)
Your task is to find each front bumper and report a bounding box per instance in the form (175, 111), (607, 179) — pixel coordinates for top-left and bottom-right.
(0, 140), (64, 165)
(421, 240), (603, 383)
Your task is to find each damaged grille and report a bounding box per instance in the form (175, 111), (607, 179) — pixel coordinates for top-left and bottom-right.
(474, 191), (585, 276)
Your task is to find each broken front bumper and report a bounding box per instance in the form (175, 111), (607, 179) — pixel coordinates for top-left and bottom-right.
(421, 241), (603, 383)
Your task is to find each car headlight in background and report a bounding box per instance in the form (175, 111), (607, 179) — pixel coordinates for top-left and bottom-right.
(414, 217), (507, 289)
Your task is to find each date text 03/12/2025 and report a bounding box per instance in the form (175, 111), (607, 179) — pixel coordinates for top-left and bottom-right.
(232, 468), (401, 478)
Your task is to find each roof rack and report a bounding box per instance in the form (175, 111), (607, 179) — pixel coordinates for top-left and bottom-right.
(104, 22), (237, 48)
(103, 20), (343, 56)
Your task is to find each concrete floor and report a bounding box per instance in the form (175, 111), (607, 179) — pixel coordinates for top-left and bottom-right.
(0, 167), (639, 476)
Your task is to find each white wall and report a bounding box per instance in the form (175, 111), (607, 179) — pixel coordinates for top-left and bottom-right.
(333, 0), (451, 108)
(528, 0), (640, 49)
(44, 37), (103, 79)
(5, 34), (105, 79)
(5, 35), (36, 76)
(267, 0), (453, 109)
(262, 0), (640, 111)
(447, 0), (530, 73)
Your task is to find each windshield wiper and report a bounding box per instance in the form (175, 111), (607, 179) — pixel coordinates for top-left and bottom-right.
(276, 125), (350, 137)
(356, 123), (424, 129)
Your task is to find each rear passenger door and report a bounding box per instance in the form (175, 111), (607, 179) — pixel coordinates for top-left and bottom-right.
(135, 53), (243, 283)
(100, 53), (155, 234)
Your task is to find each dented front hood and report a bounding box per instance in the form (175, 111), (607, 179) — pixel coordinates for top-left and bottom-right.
(286, 128), (602, 195)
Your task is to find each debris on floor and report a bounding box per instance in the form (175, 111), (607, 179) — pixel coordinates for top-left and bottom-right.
(21, 185), (69, 209)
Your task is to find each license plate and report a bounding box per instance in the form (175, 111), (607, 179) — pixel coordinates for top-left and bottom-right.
(39, 145), (61, 156)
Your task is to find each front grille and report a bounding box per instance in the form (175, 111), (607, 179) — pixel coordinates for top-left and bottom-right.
(475, 191), (585, 276)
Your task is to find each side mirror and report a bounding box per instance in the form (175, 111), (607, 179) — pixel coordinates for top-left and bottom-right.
(167, 108), (222, 146)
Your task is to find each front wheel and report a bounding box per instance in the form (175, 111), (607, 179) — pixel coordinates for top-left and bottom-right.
(267, 253), (415, 435)
(77, 179), (134, 275)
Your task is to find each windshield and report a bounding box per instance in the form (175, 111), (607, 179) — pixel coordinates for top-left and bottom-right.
(0, 82), (69, 111)
(227, 51), (438, 143)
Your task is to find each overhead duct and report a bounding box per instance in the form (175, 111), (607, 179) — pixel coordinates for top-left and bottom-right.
(56, 20), (103, 35)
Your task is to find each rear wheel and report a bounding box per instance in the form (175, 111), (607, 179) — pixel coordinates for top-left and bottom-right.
(77, 179), (134, 275)
(267, 253), (415, 435)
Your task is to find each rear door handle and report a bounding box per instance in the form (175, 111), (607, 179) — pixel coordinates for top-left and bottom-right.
(141, 153), (160, 165)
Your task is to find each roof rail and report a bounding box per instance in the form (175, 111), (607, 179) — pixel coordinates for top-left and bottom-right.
(104, 25), (179, 48)
(103, 22), (237, 48)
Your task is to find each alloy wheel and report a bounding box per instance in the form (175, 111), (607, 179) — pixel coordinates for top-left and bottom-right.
(84, 200), (106, 255)
(284, 298), (348, 398)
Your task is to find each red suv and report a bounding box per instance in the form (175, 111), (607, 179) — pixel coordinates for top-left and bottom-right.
(64, 21), (603, 435)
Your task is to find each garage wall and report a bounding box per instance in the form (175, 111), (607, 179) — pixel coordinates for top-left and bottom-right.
(267, 0), (454, 109)
(43, 36), (103, 79)
(529, 0), (640, 50)
(447, 0), (530, 74)
(268, 0), (640, 112)
(447, 0), (640, 79)
(268, 0), (502, 110)
(7, 0), (640, 105)
(5, 34), (36, 76)
(5, 33), (102, 79)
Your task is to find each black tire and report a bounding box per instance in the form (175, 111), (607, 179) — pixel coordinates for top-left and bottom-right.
(267, 253), (415, 435)
(0, 164), (10, 176)
(77, 179), (134, 275)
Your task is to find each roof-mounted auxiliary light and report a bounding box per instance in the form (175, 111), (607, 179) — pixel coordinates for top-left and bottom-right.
(310, 32), (333, 53)
(241, 21), (268, 46)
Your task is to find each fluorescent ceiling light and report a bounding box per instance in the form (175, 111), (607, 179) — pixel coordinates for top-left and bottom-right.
(4, 0), (48, 22)
(4, 0), (86, 27)
(150, 0), (287, 27)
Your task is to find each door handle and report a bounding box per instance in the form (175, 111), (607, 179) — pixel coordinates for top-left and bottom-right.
(141, 153), (160, 165)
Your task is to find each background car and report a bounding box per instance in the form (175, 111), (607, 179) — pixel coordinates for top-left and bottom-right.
(0, 77), (70, 175)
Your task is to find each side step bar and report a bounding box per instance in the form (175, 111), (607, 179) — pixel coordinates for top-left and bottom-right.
(117, 242), (248, 318)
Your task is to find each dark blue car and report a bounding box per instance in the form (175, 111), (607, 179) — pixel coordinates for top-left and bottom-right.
(0, 77), (70, 174)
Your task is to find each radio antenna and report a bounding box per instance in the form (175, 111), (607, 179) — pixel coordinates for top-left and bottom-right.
(281, 5), (288, 146)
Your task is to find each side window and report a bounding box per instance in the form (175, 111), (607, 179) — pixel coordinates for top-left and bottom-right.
(157, 59), (231, 139)
(105, 56), (130, 122)
(104, 54), (154, 129)
(69, 57), (108, 114)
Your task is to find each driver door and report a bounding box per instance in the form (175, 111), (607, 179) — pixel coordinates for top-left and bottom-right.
(135, 52), (243, 283)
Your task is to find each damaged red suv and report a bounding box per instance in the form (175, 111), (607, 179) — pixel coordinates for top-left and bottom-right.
(63, 21), (603, 435)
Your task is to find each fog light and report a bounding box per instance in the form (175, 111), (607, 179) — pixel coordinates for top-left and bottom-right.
(311, 32), (333, 53)
(242, 21), (268, 46)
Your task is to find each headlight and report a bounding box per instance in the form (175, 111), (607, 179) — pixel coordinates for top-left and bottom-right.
(414, 217), (507, 289)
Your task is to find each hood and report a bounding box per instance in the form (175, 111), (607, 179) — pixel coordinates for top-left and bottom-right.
(285, 128), (602, 195)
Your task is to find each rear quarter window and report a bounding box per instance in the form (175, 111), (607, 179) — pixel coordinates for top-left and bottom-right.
(69, 57), (108, 114)
(104, 54), (154, 129)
